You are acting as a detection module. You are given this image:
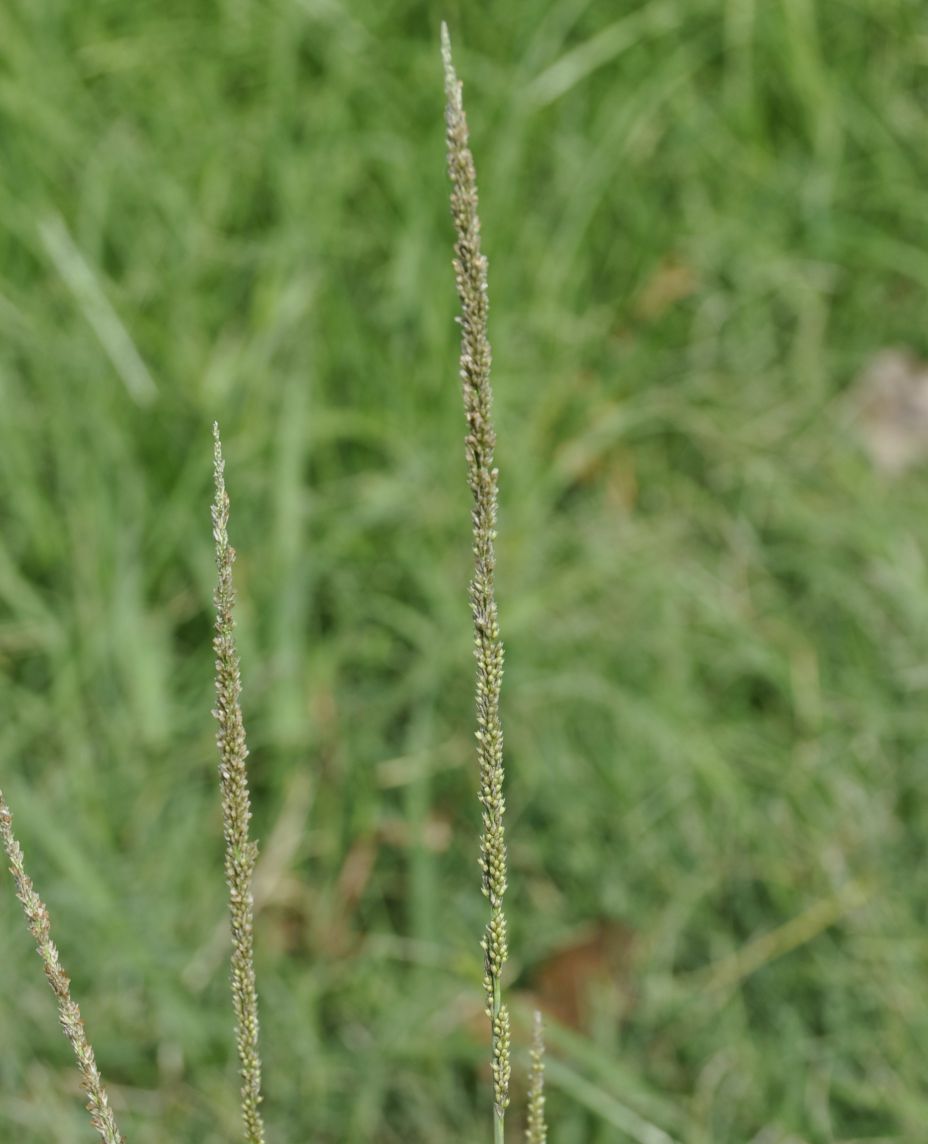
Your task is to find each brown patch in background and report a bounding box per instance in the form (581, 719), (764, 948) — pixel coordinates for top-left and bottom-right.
(524, 920), (636, 1031)
(851, 346), (928, 474)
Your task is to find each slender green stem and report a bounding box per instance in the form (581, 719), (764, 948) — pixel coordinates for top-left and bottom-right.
(441, 22), (512, 1139)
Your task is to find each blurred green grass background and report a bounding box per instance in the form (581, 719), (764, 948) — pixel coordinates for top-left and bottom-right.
(3, 1), (928, 1140)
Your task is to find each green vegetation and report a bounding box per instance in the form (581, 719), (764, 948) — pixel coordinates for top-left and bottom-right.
(3, 2), (928, 1141)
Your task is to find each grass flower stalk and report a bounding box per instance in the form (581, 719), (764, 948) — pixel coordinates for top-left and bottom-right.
(525, 1010), (547, 1144)
(211, 422), (267, 1144)
(0, 789), (125, 1144)
(441, 23), (511, 1142)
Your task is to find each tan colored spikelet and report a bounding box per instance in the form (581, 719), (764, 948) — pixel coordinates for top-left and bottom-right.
(525, 1010), (547, 1144)
(211, 423), (268, 1144)
(441, 22), (512, 1142)
(0, 789), (126, 1144)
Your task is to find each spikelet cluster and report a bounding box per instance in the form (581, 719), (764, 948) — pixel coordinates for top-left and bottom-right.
(0, 789), (125, 1144)
(525, 1011), (547, 1144)
(441, 22), (512, 1138)
(211, 423), (267, 1144)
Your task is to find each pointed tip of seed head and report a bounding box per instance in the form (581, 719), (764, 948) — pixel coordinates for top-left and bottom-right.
(440, 21), (455, 86)
(212, 423), (225, 482)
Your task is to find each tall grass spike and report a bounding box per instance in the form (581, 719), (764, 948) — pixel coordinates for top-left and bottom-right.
(0, 789), (125, 1144)
(525, 1010), (547, 1143)
(441, 22), (512, 1142)
(211, 422), (268, 1144)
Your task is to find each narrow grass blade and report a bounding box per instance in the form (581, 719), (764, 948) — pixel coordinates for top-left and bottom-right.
(38, 214), (157, 406)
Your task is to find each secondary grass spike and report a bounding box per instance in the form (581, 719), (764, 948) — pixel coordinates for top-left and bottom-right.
(0, 789), (125, 1144)
(211, 422), (268, 1144)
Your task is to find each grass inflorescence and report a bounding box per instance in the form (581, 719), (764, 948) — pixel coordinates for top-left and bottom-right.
(211, 423), (267, 1144)
(1, 28), (547, 1142)
(4, 5), (928, 1142)
(441, 22), (513, 1142)
(0, 790), (125, 1144)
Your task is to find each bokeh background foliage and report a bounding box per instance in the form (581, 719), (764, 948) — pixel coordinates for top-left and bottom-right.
(2, 1), (928, 1140)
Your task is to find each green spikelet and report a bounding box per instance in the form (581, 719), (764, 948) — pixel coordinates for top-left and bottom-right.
(526, 1010), (547, 1144)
